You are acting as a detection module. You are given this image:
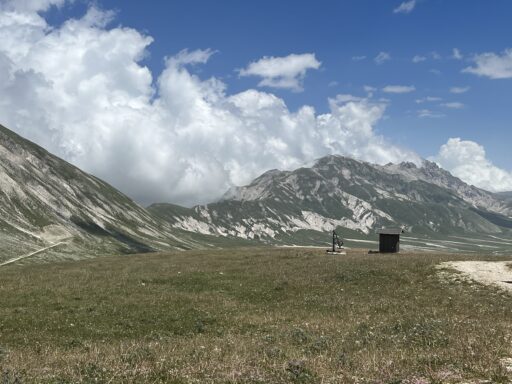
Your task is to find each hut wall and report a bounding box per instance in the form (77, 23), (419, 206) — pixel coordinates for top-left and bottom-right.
(379, 234), (400, 253)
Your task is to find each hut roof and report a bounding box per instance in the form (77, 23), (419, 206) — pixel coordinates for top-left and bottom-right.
(377, 228), (404, 235)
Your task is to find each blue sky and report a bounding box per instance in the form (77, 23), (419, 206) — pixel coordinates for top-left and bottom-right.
(72, 0), (512, 168)
(0, 0), (511, 204)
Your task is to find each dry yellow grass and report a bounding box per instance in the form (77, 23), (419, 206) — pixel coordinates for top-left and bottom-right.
(0, 247), (511, 383)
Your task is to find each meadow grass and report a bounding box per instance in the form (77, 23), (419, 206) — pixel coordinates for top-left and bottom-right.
(0, 247), (511, 383)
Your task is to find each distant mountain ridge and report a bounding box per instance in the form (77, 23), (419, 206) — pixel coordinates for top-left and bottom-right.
(497, 191), (512, 203)
(149, 155), (512, 245)
(0, 124), (205, 261)
(376, 161), (512, 215)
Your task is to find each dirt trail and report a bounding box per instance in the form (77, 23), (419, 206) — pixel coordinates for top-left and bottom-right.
(439, 261), (512, 292)
(0, 240), (69, 267)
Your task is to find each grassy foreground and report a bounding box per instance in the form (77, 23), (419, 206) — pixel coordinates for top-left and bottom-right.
(0, 248), (511, 383)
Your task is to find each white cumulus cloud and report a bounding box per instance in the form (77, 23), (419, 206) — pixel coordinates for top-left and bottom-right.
(393, 0), (416, 14)
(374, 52), (391, 65)
(417, 109), (445, 119)
(382, 85), (415, 94)
(0, 4), (420, 206)
(463, 48), (512, 79)
(0, 0), (66, 12)
(441, 102), (465, 109)
(412, 55), (426, 63)
(239, 53), (321, 92)
(433, 138), (512, 192)
(416, 96), (442, 104)
(450, 86), (470, 94)
(452, 48), (463, 60)
(431, 51), (442, 60)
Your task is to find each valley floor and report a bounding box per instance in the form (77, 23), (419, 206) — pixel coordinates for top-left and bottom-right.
(1, 248), (512, 383)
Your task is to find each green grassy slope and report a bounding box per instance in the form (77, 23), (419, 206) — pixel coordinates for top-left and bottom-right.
(1, 248), (511, 383)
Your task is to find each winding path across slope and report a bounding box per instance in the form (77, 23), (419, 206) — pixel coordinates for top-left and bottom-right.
(0, 240), (70, 267)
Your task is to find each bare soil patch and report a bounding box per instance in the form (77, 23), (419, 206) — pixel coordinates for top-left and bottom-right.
(439, 261), (512, 293)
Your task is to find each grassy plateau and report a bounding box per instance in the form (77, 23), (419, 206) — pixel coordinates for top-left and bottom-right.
(0, 247), (511, 383)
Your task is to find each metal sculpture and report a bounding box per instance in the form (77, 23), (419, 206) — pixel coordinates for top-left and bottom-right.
(326, 230), (345, 255)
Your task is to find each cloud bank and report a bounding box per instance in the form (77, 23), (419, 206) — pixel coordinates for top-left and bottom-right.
(0, 3), (422, 206)
(433, 138), (512, 192)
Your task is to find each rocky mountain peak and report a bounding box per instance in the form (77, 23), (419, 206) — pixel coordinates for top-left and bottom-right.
(150, 153), (512, 246)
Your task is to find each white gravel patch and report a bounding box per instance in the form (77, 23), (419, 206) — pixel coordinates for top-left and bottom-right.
(439, 261), (512, 292)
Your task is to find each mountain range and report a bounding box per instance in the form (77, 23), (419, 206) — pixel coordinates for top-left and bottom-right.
(0, 122), (511, 262)
(149, 156), (512, 251)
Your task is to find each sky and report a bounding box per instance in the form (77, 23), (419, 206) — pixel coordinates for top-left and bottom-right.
(0, 0), (511, 206)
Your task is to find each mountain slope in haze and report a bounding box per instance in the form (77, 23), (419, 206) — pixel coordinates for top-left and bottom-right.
(0, 124), (205, 262)
(377, 161), (512, 216)
(149, 155), (512, 246)
(496, 191), (512, 205)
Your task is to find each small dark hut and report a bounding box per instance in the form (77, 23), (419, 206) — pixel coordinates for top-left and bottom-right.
(377, 228), (404, 253)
